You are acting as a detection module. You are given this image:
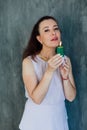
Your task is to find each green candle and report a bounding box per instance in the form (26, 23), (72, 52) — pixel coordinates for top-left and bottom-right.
(56, 41), (64, 56)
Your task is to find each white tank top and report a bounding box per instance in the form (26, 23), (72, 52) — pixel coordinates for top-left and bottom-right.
(25, 55), (65, 105)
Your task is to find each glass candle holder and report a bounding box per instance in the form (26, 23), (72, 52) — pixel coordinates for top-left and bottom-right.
(56, 41), (64, 56)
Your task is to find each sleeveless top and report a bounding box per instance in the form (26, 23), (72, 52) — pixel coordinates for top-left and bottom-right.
(25, 55), (65, 105)
(19, 55), (69, 130)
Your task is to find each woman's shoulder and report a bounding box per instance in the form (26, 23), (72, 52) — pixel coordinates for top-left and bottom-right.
(22, 56), (37, 81)
(23, 56), (30, 63)
(22, 56), (33, 68)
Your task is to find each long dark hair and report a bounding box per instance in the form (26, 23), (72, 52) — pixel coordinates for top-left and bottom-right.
(22, 16), (58, 60)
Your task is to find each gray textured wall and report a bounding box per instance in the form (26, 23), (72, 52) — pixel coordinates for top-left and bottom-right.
(0, 0), (87, 130)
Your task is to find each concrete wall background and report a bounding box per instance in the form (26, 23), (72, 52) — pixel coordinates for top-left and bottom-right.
(0, 0), (87, 130)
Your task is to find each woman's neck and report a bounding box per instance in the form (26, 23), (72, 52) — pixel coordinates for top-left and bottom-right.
(39, 48), (56, 61)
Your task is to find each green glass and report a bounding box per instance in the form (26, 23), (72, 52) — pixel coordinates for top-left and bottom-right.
(56, 46), (64, 56)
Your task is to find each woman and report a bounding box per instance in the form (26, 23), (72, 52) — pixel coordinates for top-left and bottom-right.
(19, 16), (76, 130)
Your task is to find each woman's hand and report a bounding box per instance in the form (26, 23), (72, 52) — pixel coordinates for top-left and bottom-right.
(59, 57), (71, 79)
(47, 54), (63, 73)
(59, 57), (76, 101)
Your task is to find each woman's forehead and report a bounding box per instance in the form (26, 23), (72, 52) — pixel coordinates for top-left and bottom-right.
(39, 19), (58, 29)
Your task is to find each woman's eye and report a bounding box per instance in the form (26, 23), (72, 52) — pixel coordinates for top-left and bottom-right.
(54, 27), (59, 30)
(44, 29), (49, 32)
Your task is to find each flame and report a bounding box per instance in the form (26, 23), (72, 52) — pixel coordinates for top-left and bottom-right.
(60, 41), (62, 46)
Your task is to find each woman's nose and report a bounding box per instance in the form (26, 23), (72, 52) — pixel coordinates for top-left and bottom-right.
(51, 30), (56, 35)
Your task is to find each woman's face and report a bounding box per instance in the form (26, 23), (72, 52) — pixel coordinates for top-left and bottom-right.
(37, 19), (61, 48)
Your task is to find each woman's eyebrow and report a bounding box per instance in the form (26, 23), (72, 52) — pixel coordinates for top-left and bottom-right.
(42, 25), (58, 30)
(42, 26), (49, 30)
(53, 25), (58, 27)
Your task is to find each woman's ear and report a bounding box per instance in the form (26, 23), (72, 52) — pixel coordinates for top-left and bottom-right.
(36, 35), (42, 44)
